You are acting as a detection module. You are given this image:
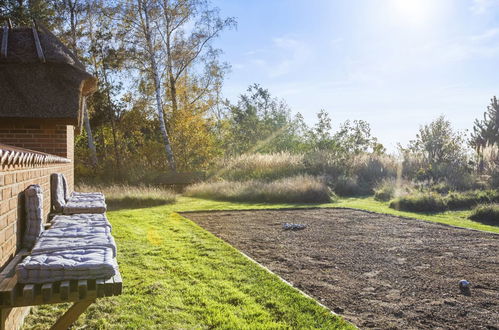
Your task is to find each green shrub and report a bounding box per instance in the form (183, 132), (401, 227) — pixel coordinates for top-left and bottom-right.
(332, 175), (369, 196)
(469, 204), (499, 224)
(185, 175), (333, 203)
(445, 190), (499, 210)
(374, 182), (395, 201)
(374, 187), (393, 202)
(430, 181), (453, 194)
(389, 193), (447, 213)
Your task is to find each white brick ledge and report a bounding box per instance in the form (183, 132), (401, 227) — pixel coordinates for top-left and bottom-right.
(0, 144), (71, 167)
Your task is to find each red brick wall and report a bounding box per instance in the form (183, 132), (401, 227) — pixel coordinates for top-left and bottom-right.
(0, 121), (75, 159)
(0, 140), (74, 329)
(0, 164), (73, 265)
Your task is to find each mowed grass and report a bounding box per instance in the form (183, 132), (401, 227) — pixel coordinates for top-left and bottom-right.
(23, 197), (352, 329)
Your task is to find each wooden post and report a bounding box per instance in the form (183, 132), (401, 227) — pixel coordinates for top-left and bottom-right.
(0, 308), (11, 330)
(49, 299), (94, 330)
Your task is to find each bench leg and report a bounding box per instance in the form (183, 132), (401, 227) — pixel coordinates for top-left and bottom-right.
(50, 299), (94, 330)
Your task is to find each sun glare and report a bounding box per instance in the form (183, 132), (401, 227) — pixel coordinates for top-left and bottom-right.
(389, 0), (436, 27)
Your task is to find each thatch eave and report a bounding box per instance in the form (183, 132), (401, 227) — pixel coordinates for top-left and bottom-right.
(0, 26), (97, 132)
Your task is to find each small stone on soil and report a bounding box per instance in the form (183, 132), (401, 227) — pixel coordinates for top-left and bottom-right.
(333, 306), (344, 313)
(282, 223), (306, 230)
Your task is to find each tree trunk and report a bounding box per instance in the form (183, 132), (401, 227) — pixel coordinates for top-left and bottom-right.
(82, 98), (98, 166)
(101, 67), (122, 175)
(163, 4), (178, 117)
(141, 0), (176, 171)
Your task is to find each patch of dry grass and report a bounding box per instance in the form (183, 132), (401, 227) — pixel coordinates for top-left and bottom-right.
(185, 175), (333, 203)
(214, 152), (306, 181)
(76, 184), (176, 209)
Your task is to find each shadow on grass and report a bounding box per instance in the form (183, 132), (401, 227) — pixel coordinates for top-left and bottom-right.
(468, 214), (499, 227)
(388, 207), (447, 216)
(107, 197), (175, 211)
(469, 218), (499, 227)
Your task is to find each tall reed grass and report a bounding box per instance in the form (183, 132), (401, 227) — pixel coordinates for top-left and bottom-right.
(76, 184), (176, 209)
(214, 152), (306, 181)
(185, 175), (333, 203)
(210, 152), (399, 196)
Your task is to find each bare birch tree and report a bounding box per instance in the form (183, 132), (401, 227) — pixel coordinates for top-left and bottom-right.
(121, 0), (176, 171)
(158, 0), (235, 117)
(120, 0), (234, 172)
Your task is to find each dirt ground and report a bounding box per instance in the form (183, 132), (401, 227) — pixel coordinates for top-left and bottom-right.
(183, 208), (499, 329)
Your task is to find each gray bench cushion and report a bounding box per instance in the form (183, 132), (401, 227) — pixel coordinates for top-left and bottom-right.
(60, 174), (105, 202)
(52, 173), (106, 214)
(63, 199), (107, 214)
(61, 173), (70, 202)
(50, 213), (112, 229)
(69, 193), (105, 203)
(50, 173), (67, 213)
(16, 248), (117, 283)
(41, 225), (111, 237)
(23, 185), (45, 249)
(32, 234), (117, 257)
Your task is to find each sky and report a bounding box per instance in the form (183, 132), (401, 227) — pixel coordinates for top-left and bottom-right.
(211, 0), (499, 151)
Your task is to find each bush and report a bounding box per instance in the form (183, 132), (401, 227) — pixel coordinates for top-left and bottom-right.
(469, 204), (499, 224)
(77, 184), (176, 209)
(389, 193), (447, 213)
(445, 190), (499, 210)
(374, 178), (414, 202)
(185, 175), (333, 203)
(374, 181), (396, 201)
(351, 153), (398, 191)
(331, 175), (368, 196)
(388, 189), (499, 213)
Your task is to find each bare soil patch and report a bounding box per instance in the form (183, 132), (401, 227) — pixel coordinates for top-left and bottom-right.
(183, 208), (499, 329)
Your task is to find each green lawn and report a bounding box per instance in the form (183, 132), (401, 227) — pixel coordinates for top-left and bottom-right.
(23, 197), (353, 329)
(23, 196), (497, 329)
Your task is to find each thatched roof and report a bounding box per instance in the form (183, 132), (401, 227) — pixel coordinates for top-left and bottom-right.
(0, 25), (97, 127)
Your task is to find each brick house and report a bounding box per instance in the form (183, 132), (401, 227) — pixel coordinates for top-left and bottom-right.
(0, 25), (96, 329)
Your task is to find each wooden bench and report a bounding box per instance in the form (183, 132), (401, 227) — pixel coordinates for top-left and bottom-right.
(0, 250), (122, 330)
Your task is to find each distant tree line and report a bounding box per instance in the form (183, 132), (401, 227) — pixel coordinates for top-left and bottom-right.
(1, 1), (497, 188)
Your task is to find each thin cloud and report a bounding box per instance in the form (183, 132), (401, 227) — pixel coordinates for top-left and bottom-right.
(470, 0), (499, 15)
(268, 36), (311, 77)
(470, 27), (499, 41)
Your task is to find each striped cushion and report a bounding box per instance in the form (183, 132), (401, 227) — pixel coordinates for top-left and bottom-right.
(16, 248), (117, 283)
(50, 173), (66, 212)
(23, 185), (44, 249)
